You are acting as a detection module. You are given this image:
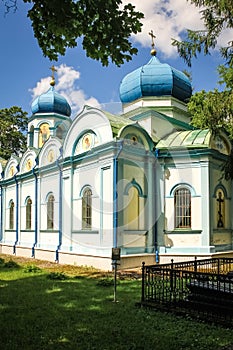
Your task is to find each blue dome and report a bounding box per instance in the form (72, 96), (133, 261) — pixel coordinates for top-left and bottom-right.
(31, 86), (71, 117)
(119, 56), (192, 104)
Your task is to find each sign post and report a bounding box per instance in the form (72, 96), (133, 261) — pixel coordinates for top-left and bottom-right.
(112, 248), (121, 302)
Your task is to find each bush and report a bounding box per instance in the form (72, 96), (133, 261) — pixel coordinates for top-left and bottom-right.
(47, 272), (68, 280)
(96, 278), (114, 287)
(4, 260), (20, 269)
(24, 265), (42, 273)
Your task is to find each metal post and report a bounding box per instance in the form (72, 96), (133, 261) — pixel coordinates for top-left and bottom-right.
(170, 259), (174, 293)
(141, 261), (145, 303)
(113, 261), (117, 303)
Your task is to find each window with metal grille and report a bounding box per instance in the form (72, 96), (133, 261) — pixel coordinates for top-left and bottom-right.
(9, 200), (14, 230)
(174, 188), (191, 228)
(26, 197), (32, 230)
(216, 189), (225, 228)
(47, 194), (54, 229)
(82, 188), (92, 230)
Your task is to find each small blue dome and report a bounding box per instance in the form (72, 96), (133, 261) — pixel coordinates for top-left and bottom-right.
(119, 56), (192, 104)
(31, 86), (71, 117)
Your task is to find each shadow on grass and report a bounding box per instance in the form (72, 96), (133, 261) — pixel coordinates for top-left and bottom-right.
(0, 267), (232, 350)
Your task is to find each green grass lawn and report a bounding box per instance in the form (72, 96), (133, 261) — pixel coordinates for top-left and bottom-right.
(0, 254), (232, 350)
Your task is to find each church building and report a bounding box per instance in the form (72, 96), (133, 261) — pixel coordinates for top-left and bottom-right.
(0, 44), (232, 270)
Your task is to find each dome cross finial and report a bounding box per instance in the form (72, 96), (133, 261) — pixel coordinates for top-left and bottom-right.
(50, 65), (57, 86)
(148, 30), (157, 56)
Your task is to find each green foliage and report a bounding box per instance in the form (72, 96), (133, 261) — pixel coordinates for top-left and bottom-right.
(218, 64), (233, 89)
(172, 0), (233, 67)
(96, 277), (114, 287)
(6, 0), (144, 66)
(47, 271), (68, 280)
(189, 89), (233, 137)
(3, 259), (20, 268)
(23, 264), (42, 273)
(188, 88), (233, 179)
(0, 106), (28, 160)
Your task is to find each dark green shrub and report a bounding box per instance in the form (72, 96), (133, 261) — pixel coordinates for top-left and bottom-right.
(4, 260), (20, 269)
(24, 265), (42, 273)
(47, 272), (68, 280)
(96, 278), (114, 287)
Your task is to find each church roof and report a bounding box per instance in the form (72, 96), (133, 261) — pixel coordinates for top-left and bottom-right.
(119, 55), (192, 104)
(103, 110), (132, 137)
(156, 129), (211, 149)
(31, 86), (71, 117)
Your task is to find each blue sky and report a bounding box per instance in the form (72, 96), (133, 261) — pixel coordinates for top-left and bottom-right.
(0, 1), (231, 118)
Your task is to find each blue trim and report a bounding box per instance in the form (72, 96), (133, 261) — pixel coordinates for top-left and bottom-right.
(79, 184), (92, 198)
(100, 169), (104, 244)
(154, 150), (159, 263)
(32, 158), (39, 257)
(72, 130), (97, 156)
(0, 185), (2, 241)
(169, 183), (197, 197)
(13, 170), (19, 254)
(113, 142), (123, 249)
(124, 178), (146, 197)
(55, 147), (63, 262)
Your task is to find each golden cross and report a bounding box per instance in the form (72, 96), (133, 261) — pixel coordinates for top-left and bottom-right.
(50, 65), (57, 79)
(148, 30), (156, 48)
(50, 65), (57, 86)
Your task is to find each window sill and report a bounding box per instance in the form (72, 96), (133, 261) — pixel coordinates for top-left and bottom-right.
(72, 230), (99, 234)
(165, 229), (202, 234)
(123, 230), (147, 235)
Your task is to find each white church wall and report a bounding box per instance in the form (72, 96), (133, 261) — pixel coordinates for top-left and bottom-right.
(39, 171), (60, 233)
(63, 107), (113, 158)
(20, 180), (35, 229)
(72, 159), (114, 251)
(62, 173), (72, 250)
(4, 185), (16, 235)
(165, 163), (203, 231)
(160, 156), (212, 254)
(100, 165), (114, 246)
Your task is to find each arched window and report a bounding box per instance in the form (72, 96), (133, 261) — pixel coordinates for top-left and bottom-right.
(174, 188), (191, 228)
(216, 189), (225, 228)
(82, 188), (92, 230)
(39, 123), (50, 148)
(29, 126), (34, 147)
(125, 186), (140, 230)
(9, 200), (14, 230)
(47, 194), (55, 229)
(26, 197), (32, 230)
(56, 125), (63, 140)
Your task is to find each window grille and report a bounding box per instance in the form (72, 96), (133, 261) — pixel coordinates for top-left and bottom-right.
(82, 188), (92, 230)
(174, 188), (191, 228)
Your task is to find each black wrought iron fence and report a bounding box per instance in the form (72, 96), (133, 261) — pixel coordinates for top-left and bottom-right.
(141, 257), (233, 324)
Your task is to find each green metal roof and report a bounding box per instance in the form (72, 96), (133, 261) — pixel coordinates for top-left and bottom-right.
(156, 129), (211, 149)
(103, 111), (133, 137)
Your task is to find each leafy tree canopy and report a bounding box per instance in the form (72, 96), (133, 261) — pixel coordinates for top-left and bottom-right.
(188, 67), (233, 180)
(172, 0), (233, 67)
(0, 107), (28, 160)
(172, 0), (233, 179)
(3, 0), (144, 66)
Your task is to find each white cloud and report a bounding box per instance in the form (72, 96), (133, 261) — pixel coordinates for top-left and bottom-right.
(30, 77), (51, 97)
(123, 0), (232, 58)
(30, 64), (100, 117)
